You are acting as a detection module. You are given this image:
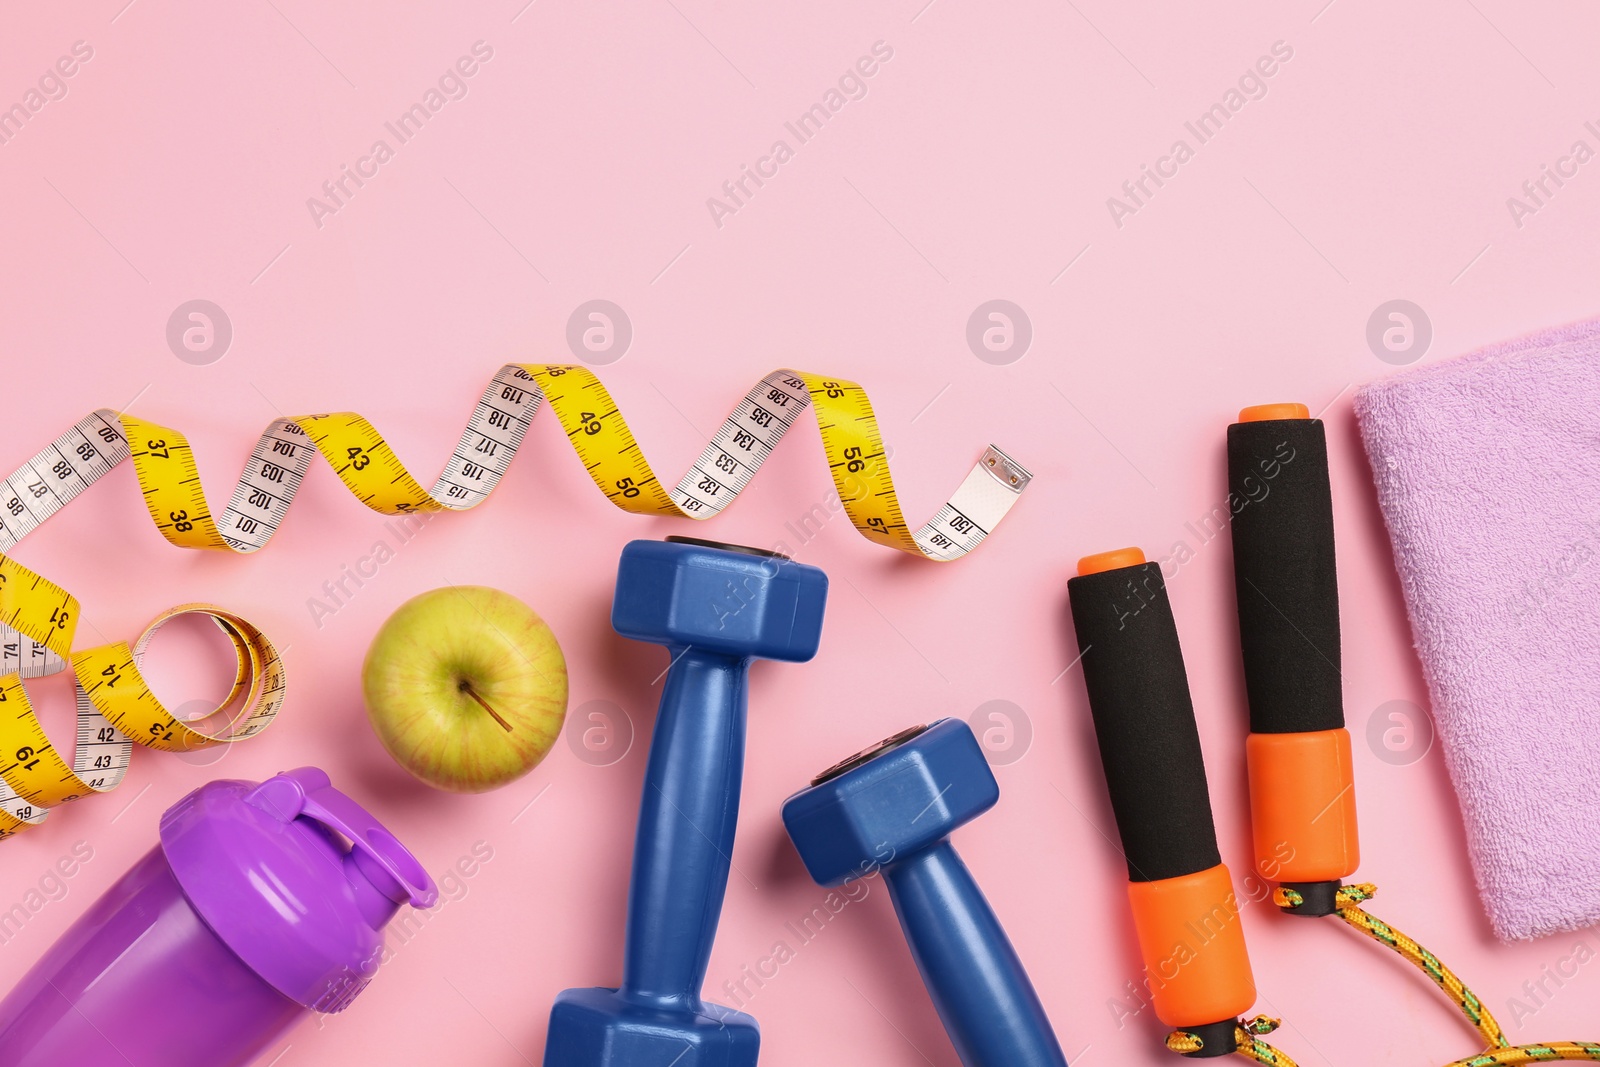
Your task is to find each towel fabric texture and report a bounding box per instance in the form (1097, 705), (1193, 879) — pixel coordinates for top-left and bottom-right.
(1354, 319), (1600, 941)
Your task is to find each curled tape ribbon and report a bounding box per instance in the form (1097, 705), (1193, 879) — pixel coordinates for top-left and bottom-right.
(111, 365), (1032, 559)
(1, 366), (1031, 569)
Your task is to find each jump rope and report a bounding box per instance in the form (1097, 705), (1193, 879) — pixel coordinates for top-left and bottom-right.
(0, 364), (1028, 839)
(1068, 404), (1599, 1066)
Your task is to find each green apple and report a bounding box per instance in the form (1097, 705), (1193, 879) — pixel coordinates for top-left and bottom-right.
(362, 586), (568, 793)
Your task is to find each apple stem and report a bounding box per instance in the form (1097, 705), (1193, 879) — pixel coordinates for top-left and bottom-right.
(459, 680), (513, 732)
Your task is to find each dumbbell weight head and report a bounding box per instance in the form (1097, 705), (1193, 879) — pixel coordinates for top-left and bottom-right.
(545, 987), (760, 1067)
(784, 722), (997, 885)
(612, 536), (827, 661)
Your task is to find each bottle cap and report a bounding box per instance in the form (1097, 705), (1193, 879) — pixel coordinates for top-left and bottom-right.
(160, 767), (438, 1012)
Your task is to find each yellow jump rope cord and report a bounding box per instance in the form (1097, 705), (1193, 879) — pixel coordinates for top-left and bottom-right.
(1266, 883), (1600, 1067)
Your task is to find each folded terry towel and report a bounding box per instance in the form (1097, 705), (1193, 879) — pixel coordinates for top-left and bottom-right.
(1354, 320), (1600, 941)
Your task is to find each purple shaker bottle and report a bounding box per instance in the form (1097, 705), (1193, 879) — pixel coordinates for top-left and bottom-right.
(0, 767), (438, 1067)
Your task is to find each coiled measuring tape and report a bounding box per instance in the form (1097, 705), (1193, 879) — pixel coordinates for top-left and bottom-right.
(0, 604), (283, 847)
(0, 419), (286, 840)
(28, 364), (1031, 561)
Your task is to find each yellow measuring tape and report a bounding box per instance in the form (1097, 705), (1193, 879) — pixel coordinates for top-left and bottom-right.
(0, 365), (1035, 565)
(110, 364), (1031, 559)
(0, 364), (1028, 839)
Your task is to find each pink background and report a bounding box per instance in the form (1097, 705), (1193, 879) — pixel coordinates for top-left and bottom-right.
(2, 1), (1598, 1064)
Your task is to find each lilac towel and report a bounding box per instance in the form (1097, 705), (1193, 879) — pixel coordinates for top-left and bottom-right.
(1354, 320), (1600, 941)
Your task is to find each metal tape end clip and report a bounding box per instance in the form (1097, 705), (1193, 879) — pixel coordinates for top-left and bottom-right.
(980, 446), (1032, 493)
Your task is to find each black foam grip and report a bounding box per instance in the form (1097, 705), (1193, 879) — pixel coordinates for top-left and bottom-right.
(1068, 562), (1221, 883)
(1227, 419), (1343, 734)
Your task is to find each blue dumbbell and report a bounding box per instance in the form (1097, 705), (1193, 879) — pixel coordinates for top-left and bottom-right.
(545, 536), (828, 1067)
(782, 718), (1068, 1067)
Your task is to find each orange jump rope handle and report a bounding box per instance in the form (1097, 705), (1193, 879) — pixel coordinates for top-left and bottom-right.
(1126, 865), (1255, 1033)
(1228, 406), (1359, 899)
(1069, 549), (1256, 1044)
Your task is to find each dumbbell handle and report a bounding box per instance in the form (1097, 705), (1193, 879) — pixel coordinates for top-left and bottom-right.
(885, 842), (1067, 1067)
(619, 648), (747, 1012)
